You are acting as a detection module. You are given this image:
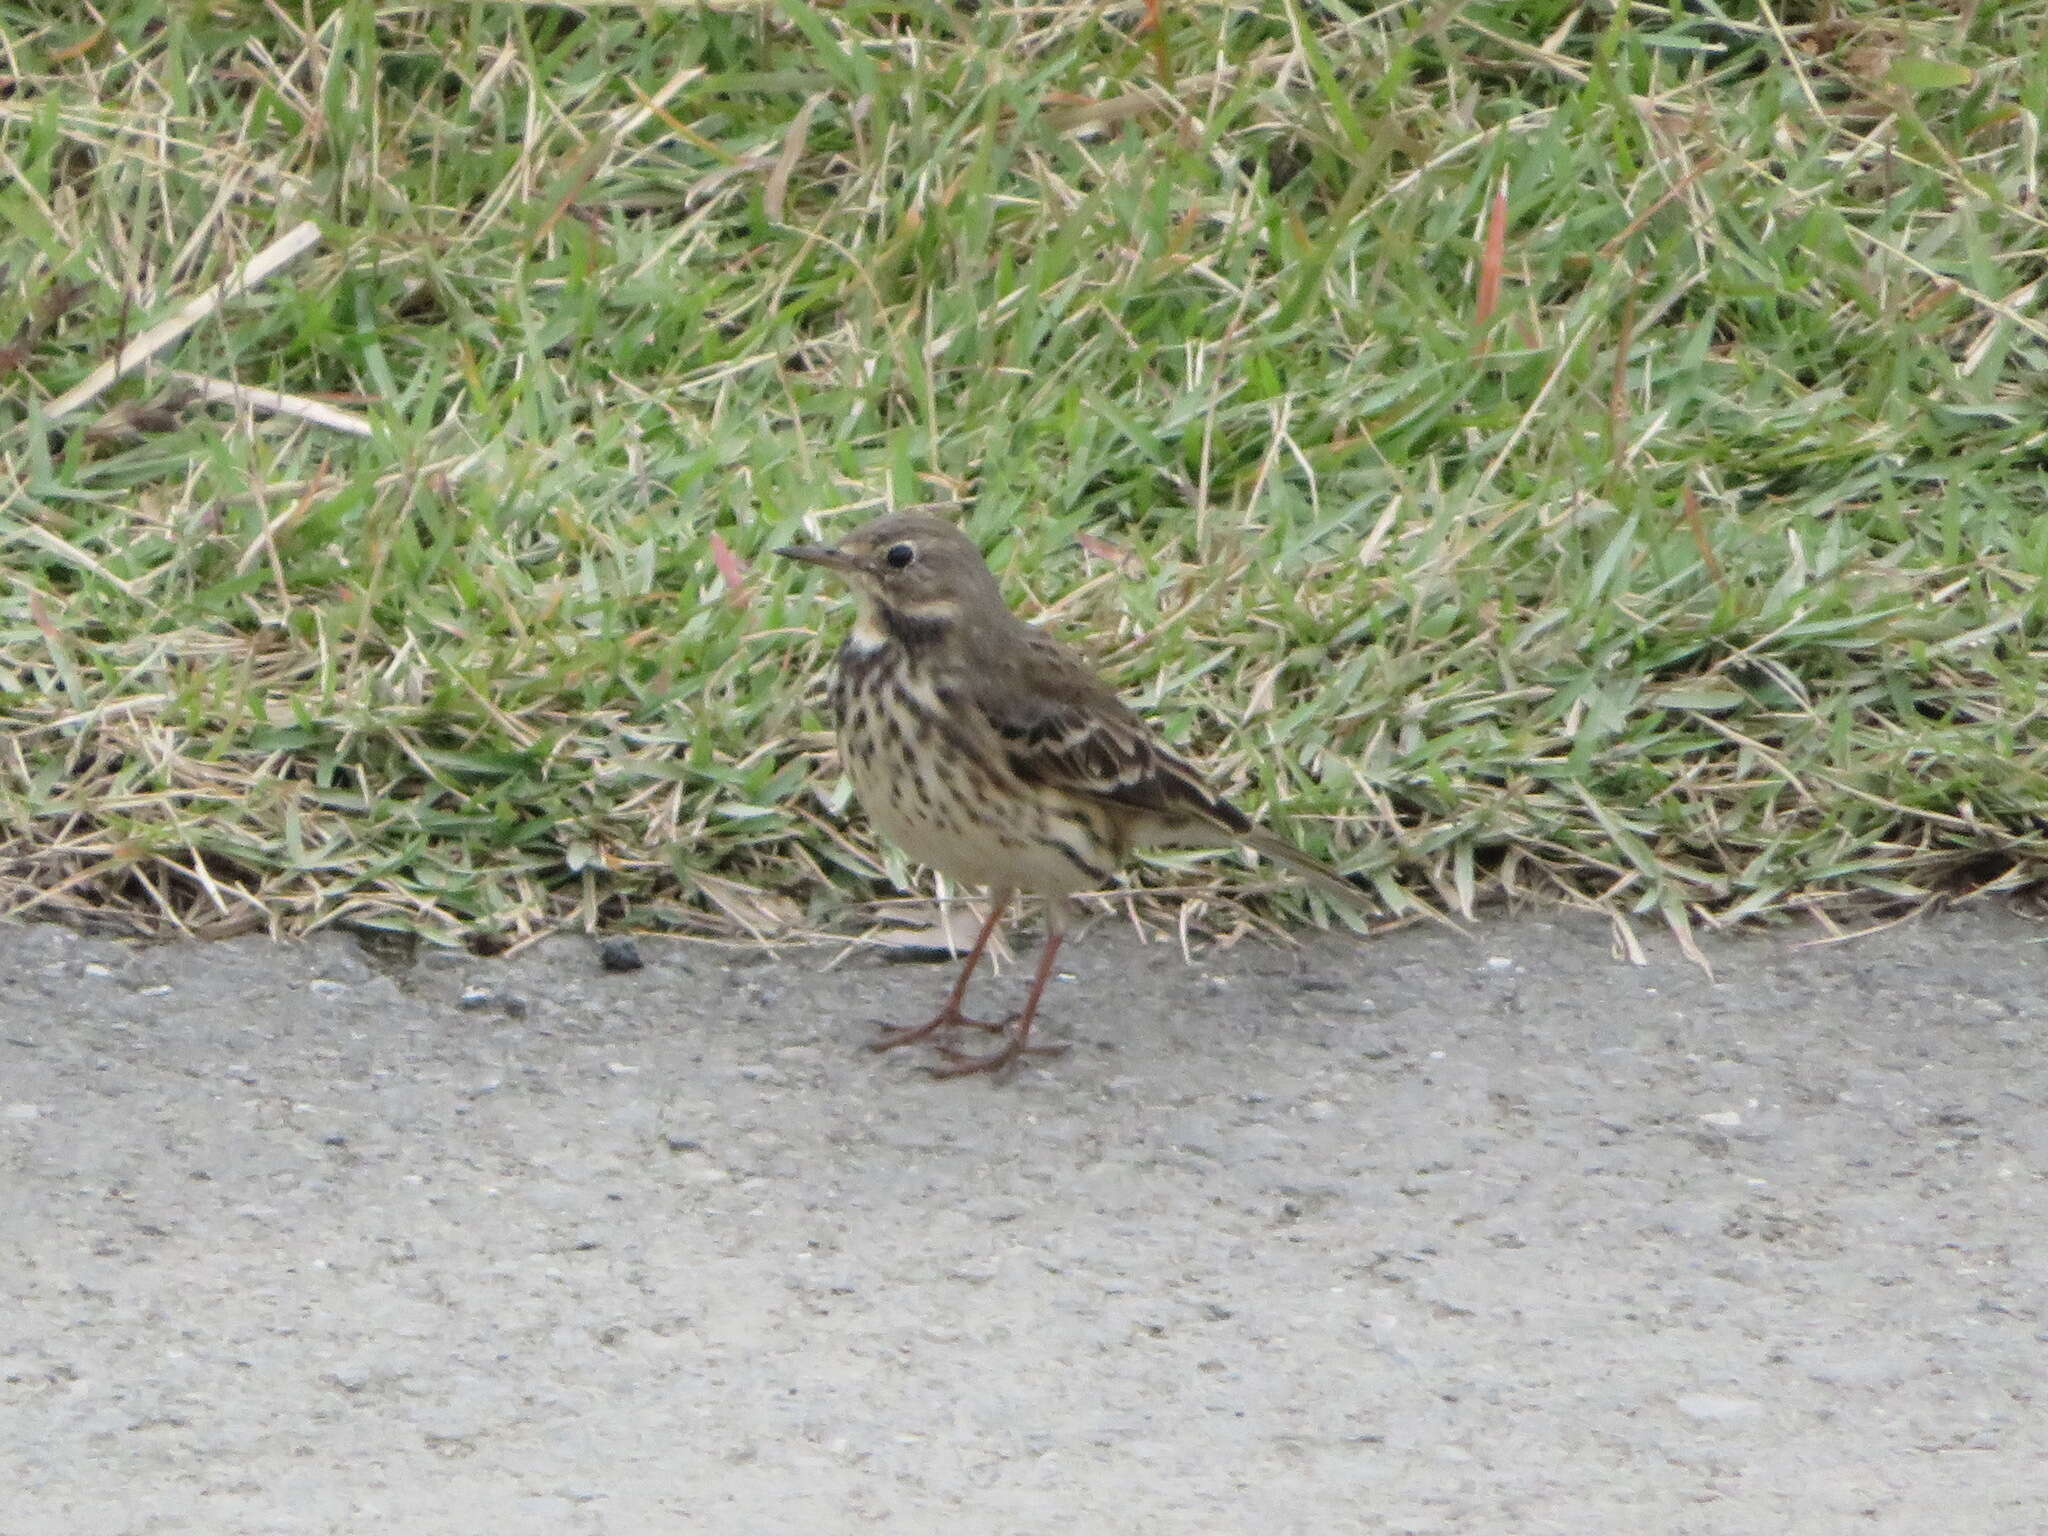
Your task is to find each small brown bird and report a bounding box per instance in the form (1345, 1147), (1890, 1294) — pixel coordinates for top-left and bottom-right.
(777, 514), (1375, 1078)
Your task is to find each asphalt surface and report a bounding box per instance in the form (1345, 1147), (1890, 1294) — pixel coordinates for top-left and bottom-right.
(4, 906), (2045, 1533)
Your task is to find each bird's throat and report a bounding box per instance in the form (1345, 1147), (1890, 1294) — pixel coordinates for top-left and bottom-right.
(852, 598), (956, 653)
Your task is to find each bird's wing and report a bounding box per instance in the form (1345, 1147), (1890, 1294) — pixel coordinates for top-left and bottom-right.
(959, 624), (1395, 920)
(961, 627), (1250, 835)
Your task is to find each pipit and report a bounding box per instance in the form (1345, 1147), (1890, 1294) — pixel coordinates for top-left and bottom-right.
(777, 514), (1375, 1078)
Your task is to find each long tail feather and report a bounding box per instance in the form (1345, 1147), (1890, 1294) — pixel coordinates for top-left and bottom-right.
(1240, 828), (1465, 935)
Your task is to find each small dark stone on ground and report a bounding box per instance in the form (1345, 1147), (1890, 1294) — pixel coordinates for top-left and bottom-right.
(598, 937), (644, 973)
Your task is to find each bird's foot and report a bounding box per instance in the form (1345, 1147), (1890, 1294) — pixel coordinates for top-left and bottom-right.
(926, 1030), (1069, 1079)
(869, 1007), (1011, 1053)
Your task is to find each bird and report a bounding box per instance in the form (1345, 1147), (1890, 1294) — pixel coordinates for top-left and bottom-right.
(776, 513), (1380, 1078)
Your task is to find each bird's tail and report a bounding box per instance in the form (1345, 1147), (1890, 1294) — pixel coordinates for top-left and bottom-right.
(1240, 827), (1464, 935)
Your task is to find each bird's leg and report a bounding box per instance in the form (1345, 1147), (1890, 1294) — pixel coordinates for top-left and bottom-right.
(930, 899), (1072, 1078)
(870, 890), (1013, 1051)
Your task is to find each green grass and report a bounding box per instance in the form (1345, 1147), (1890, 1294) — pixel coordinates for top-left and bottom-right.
(3, 0), (2047, 950)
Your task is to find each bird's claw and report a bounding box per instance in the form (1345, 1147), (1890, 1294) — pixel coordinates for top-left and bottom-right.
(869, 1008), (1014, 1053)
(926, 1035), (1070, 1078)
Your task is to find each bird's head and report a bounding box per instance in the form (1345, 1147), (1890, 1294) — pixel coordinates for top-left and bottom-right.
(775, 513), (1002, 625)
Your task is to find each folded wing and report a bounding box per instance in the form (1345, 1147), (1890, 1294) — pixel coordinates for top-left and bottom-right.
(962, 627), (1251, 837)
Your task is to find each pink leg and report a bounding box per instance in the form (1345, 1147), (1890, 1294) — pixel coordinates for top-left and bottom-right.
(930, 901), (1072, 1079)
(870, 890), (1013, 1052)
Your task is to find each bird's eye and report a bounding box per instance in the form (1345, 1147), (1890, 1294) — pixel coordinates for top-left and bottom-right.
(883, 542), (916, 570)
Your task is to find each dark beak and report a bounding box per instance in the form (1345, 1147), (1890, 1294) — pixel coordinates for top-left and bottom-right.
(775, 543), (860, 572)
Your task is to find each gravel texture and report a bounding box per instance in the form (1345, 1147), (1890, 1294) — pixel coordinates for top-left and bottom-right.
(3, 908), (2044, 1533)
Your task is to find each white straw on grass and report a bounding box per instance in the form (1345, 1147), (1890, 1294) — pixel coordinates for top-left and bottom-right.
(44, 218), (324, 422)
(163, 369), (372, 437)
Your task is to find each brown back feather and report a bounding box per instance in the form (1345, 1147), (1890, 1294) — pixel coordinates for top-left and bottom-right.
(957, 618), (1251, 836)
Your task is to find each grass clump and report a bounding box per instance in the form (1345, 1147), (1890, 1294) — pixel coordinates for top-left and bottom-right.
(2, 0), (2046, 949)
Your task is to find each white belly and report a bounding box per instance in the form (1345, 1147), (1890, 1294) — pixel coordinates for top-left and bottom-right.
(844, 745), (1104, 896)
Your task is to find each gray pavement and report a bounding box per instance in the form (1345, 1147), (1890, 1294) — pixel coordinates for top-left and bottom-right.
(3, 907), (2045, 1533)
